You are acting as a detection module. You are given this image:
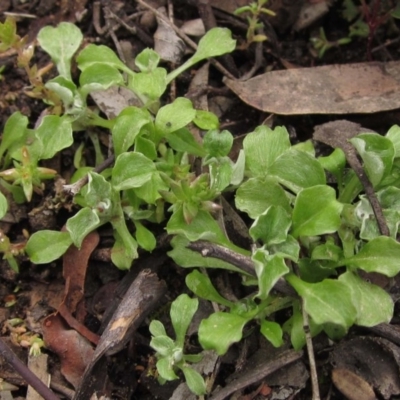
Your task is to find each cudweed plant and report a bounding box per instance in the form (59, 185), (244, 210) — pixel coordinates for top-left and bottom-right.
(2, 19), (400, 395)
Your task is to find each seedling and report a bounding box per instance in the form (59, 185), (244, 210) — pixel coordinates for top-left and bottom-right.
(149, 294), (206, 395)
(234, 0), (275, 48)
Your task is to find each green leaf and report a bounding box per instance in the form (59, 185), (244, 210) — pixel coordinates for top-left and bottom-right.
(166, 128), (206, 157)
(318, 148), (346, 182)
(231, 149), (245, 186)
(193, 111), (219, 131)
(203, 129), (233, 157)
(112, 152), (156, 191)
(180, 365), (206, 396)
(286, 274), (357, 335)
(283, 301), (322, 350)
(260, 320), (283, 348)
(111, 226), (138, 270)
(45, 77), (77, 110)
(170, 294), (198, 347)
(269, 150), (326, 193)
(0, 17), (18, 51)
(149, 320), (167, 338)
(134, 221), (156, 251)
(0, 112), (29, 161)
(38, 22), (83, 80)
(0, 192), (7, 219)
(339, 271), (393, 327)
(249, 206), (291, 245)
(83, 172), (112, 211)
(168, 236), (246, 274)
(129, 68), (167, 104)
(167, 209), (230, 246)
(155, 98), (196, 134)
(209, 158), (233, 192)
(268, 235), (300, 262)
(343, 236), (400, 277)
(135, 136), (157, 160)
(150, 334), (175, 356)
(350, 133), (394, 187)
(66, 208), (100, 248)
(34, 115), (73, 160)
(191, 28), (236, 63)
(235, 177), (291, 219)
(134, 173), (167, 204)
(386, 125), (400, 158)
(77, 44), (131, 74)
(26, 231), (72, 264)
(156, 357), (179, 381)
(291, 185), (342, 238)
(199, 312), (249, 355)
(252, 249), (289, 299)
(112, 107), (152, 156)
(80, 64), (124, 95)
(186, 270), (234, 308)
(135, 48), (160, 72)
(243, 125), (290, 177)
(166, 28), (236, 83)
(311, 239), (343, 262)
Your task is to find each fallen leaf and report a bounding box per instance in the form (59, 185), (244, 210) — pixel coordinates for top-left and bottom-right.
(224, 61), (400, 115)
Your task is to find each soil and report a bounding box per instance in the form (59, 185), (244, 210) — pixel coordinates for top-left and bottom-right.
(0, 1), (400, 400)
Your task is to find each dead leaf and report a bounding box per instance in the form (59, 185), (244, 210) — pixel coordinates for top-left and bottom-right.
(331, 336), (400, 399)
(154, 7), (185, 63)
(224, 61), (400, 115)
(332, 368), (377, 400)
(42, 314), (94, 389)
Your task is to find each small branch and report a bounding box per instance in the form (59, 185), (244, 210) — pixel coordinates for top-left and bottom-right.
(63, 155), (115, 196)
(188, 240), (297, 297)
(0, 338), (59, 400)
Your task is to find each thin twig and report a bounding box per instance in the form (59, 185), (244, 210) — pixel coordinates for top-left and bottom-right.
(0, 338), (59, 400)
(63, 155), (115, 195)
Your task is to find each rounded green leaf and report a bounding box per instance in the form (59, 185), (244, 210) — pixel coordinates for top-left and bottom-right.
(66, 207), (100, 248)
(203, 129), (233, 157)
(170, 294), (198, 348)
(339, 271), (393, 327)
(343, 236), (400, 277)
(155, 97), (196, 134)
(286, 275), (357, 333)
(236, 177), (291, 219)
(34, 115), (73, 160)
(38, 22), (83, 79)
(260, 320), (283, 348)
(199, 312), (249, 355)
(192, 28), (236, 62)
(80, 64), (124, 95)
(134, 221), (156, 252)
(249, 205), (291, 245)
(156, 357), (179, 381)
(180, 365), (206, 396)
(77, 44), (131, 74)
(149, 320), (167, 337)
(26, 231), (72, 264)
(292, 185), (342, 238)
(243, 125), (290, 178)
(186, 270), (234, 308)
(269, 149), (326, 193)
(112, 152), (155, 191)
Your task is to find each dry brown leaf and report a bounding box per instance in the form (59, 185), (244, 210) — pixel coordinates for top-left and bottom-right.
(332, 368), (377, 400)
(224, 61), (400, 115)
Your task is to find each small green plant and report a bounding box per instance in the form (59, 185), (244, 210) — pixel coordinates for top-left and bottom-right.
(149, 294), (206, 395)
(310, 27), (352, 58)
(234, 0), (275, 48)
(2, 19), (400, 396)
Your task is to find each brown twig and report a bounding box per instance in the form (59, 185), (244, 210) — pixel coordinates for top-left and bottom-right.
(0, 338), (59, 400)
